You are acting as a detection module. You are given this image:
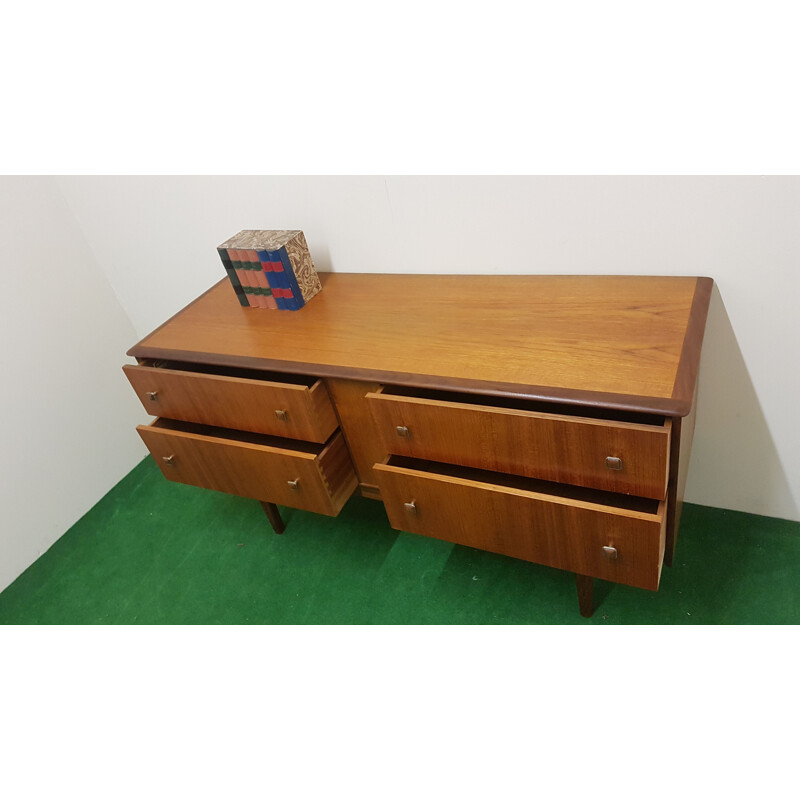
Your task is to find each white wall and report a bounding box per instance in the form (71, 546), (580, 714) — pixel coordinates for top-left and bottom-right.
(0, 177), (148, 593)
(58, 176), (800, 523)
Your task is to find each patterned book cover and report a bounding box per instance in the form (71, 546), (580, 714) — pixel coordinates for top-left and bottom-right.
(283, 231), (322, 304)
(217, 230), (322, 310)
(217, 248), (248, 307)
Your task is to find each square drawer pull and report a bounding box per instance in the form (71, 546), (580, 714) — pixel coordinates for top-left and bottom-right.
(602, 546), (618, 559)
(161, 454), (175, 465)
(275, 409), (288, 421)
(404, 500), (417, 515)
(606, 457), (623, 470)
(396, 425), (410, 437)
(146, 391), (159, 401)
(287, 479), (300, 491)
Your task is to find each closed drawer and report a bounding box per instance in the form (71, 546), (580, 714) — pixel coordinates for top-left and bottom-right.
(137, 419), (357, 516)
(124, 360), (338, 443)
(374, 457), (667, 591)
(367, 387), (671, 500)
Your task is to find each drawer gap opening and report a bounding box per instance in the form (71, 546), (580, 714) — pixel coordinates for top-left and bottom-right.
(382, 385), (665, 427)
(139, 359), (317, 387)
(151, 418), (325, 453)
(385, 455), (660, 514)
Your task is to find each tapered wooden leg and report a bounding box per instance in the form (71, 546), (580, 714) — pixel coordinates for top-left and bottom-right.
(575, 574), (594, 618)
(260, 501), (285, 534)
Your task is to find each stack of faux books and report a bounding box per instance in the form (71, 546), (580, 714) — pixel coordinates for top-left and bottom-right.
(217, 230), (323, 310)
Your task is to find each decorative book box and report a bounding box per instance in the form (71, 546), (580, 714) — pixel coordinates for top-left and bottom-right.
(217, 229), (322, 310)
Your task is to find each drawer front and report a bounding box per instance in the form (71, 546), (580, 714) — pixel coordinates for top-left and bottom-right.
(367, 391), (670, 499)
(124, 364), (338, 443)
(137, 423), (357, 516)
(374, 461), (666, 591)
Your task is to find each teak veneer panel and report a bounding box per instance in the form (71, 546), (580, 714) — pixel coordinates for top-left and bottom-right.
(374, 460), (667, 591)
(137, 423), (357, 516)
(128, 274), (712, 416)
(367, 389), (671, 499)
(124, 364), (338, 442)
(324, 377), (386, 489)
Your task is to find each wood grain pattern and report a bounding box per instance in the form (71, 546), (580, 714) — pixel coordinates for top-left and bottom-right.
(123, 363), (338, 443)
(374, 458), (667, 591)
(359, 484), (382, 501)
(137, 421), (356, 516)
(128, 274), (705, 415)
(324, 377), (386, 486)
(368, 388), (671, 499)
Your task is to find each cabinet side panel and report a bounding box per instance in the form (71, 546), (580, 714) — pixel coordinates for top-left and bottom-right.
(664, 382), (699, 565)
(675, 385), (699, 534)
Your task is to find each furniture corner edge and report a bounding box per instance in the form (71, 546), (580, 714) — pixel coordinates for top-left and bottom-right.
(670, 275), (714, 416)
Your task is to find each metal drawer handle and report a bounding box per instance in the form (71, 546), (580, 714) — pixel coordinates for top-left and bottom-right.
(396, 425), (410, 438)
(146, 391), (159, 401)
(404, 500), (417, 515)
(602, 546), (618, 560)
(287, 479), (300, 491)
(275, 409), (288, 421)
(606, 457), (622, 470)
(162, 454), (175, 465)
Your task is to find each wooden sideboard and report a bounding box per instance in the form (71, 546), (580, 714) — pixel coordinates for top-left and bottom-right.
(124, 273), (713, 617)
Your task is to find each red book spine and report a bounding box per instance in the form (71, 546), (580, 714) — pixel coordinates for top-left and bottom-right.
(258, 255), (278, 309)
(245, 250), (266, 307)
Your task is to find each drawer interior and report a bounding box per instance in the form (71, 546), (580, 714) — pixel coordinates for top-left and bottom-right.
(139, 358), (318, 387)
(150, 418), (326, 454)
(380, 385), (666, 426)
(383, 455), (661, 515)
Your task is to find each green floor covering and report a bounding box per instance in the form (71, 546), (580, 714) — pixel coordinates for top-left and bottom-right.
(1, 458), (798, 624)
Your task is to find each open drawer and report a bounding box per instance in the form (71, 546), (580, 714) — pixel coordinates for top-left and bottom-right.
(138, 419), (357, 516)
(124, 360), (338, 442)
(367, 386), (671, 500)
(374, 456), (667, 591)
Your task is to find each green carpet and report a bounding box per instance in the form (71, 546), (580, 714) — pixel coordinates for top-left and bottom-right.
(1, 458), (798, 624)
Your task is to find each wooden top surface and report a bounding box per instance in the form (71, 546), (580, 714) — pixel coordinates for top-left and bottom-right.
(129, 273), (713, 415)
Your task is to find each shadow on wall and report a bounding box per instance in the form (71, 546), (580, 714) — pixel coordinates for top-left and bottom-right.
(687, 285), (798, 522)
(310, 240), (332, 273)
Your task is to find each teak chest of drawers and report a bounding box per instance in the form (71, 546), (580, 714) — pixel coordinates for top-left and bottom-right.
(124, 273), (712, 617)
